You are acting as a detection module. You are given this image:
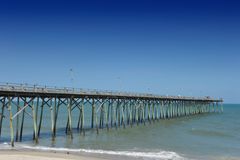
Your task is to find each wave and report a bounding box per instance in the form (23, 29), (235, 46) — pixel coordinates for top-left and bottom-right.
(0, 142), (185, 160)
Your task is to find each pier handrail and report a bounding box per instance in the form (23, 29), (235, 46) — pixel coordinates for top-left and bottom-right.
(0, 82), (222, 102)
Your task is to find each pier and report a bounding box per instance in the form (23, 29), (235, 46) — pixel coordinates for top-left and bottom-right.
(0, 83), (223, 146)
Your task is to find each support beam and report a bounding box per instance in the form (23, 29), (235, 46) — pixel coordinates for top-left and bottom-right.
(0, 97), (6, 138)
(37, 98), (44, 137)
(20, 97), (26, 141)
(67, 97), (73, 138)
(15, 97), (20, 141)
(8, 97), (14, 147)
(53, 98), (60, 137)
(91, 99), (95, 129)
(32, 98), (38, 143)
(80, 102), (85, 134)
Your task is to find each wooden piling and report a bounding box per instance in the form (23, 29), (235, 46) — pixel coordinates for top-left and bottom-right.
(50, 97), (56, 138)
(221, 102), (223, 112)
(80, 102), (84, 134)
(53, 98), (60, 137)
(8, 97), (14, 147)
(31, 98), (38, 143)
(15, 97), (20, 141)
(107, 100), (110, 129)
(77, 99), (82, 130)
(95, 100), (99, 134)
(67, 97), (73, 138)
(148, 101), (151, 123)
(20, 97), (26, 141)
(117, 100), (121, 127)
(37, 98), (44, 137)
(0, 97), (5, 138)
(91, 99), (95, 129)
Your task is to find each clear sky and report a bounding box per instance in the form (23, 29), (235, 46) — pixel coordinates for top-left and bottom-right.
(0, 0), (239, 103)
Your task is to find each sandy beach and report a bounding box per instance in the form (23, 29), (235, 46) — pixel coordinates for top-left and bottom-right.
(0, 150), (109, 160)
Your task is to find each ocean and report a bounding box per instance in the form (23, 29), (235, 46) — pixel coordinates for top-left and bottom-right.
(0, 104), (239, 160)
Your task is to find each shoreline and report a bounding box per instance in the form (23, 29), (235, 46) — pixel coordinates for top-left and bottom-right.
(0, 142), (184, 160)
(1, 146), (240, 160)
(0, 149), (112, 160)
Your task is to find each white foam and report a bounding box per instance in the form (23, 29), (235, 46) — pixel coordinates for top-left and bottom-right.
(12, 144), (185, 160)
(0, 142), (12, 149)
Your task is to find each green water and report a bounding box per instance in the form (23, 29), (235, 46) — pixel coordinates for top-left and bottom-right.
(1, 104), (240, 160)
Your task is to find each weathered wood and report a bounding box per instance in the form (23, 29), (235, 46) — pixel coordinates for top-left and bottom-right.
(32, 98), (38, 143)
(80, 103), (84, 134)
(101, 102), (105, 128)
(95, 100), (99, 134)
(36, 97), (39, 127)
(53, 98), (60, 137)
(121, 104), (125, 128)
(110, 100), (113, 127)
(8, 97), (14, 146)
(130, 101), (133, 127)
(50, 97), (56, 138)
(34, 97), (39, 140)
(221, 102), (223, 112)
(107, 100), (111, 129)
(77, 99), (82, 130)
(152, 101), (156, 120)
(114, 101), (117, 128)
(117, 100), (120, 127)
(37, 98), (44, 137)
(20, 97), (26, 141)
(0, 97), (6, 138)
(67, 97), (73, 138)
(91, 99), (95, 128)
(143, 101), (146, 124)
(15, 97), (20, 141)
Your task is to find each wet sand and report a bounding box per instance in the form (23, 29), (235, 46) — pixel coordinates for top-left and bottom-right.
(0, 150), (109, 160)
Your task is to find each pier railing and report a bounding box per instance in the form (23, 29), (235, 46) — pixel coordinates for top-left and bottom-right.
(0, 82), (155, 96)
(0, 82), (222, 101)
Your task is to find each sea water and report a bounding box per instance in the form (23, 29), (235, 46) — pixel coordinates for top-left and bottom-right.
(0, 104), (239, 160)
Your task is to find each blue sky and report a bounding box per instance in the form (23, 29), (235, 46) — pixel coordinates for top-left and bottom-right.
(0, 0), (240, 103)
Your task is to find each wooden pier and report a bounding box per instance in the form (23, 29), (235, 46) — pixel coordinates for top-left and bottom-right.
(0, 83), (223, 146)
